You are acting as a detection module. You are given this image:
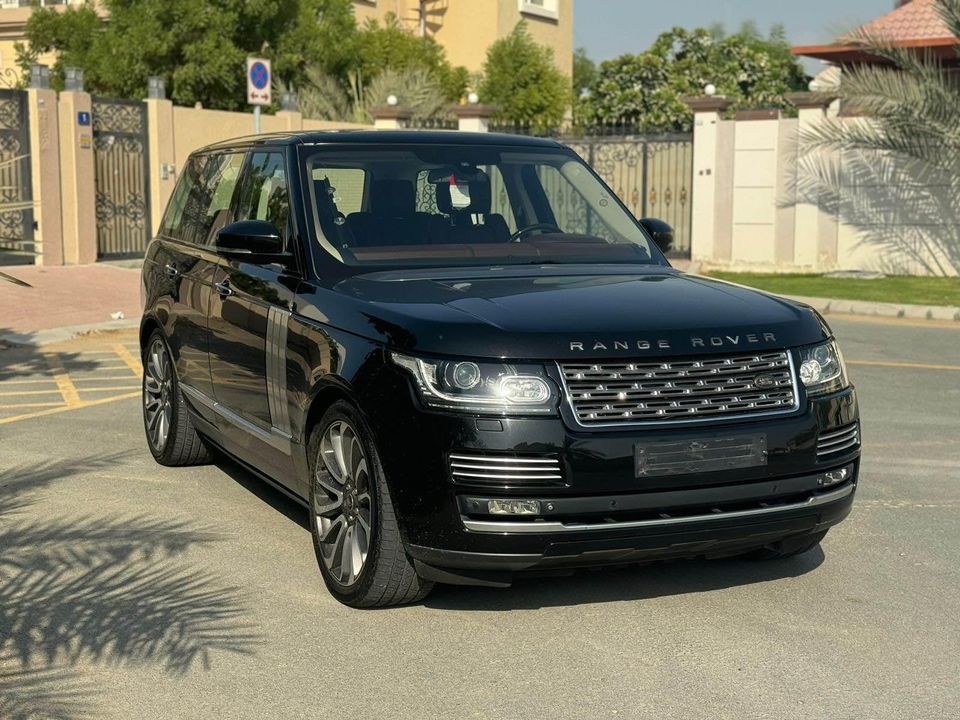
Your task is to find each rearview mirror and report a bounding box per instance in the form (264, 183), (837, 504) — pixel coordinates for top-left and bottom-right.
(638, 218), (674, 254)
(216, 220), (286, 258)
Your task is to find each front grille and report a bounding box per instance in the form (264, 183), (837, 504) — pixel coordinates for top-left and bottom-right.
(560, 351), (798, 426)
(817, 422), (859, 458)
(449, 453), (564, 487)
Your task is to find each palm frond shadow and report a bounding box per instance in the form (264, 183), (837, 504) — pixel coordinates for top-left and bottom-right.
(0, 456), (260, 718)
(780, 124), (960, 276)
(0, 329), (101, 380)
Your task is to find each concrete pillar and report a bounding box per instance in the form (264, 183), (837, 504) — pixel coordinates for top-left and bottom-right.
(371, 106), (413, 130)
(683, 95), (734, 264)
(58, 90), (97, 265)
(275, 110), (303, 131)
(145, 97), (175, 236)
(26, 87), (63, 266)
(451, 103), (498, 133)
(786, 92), (839, 270)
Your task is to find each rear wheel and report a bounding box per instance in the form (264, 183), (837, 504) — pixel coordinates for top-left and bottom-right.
(308, 401), (432, 608)
(142, 330), (210, 466)
(744, 530), (828, 560)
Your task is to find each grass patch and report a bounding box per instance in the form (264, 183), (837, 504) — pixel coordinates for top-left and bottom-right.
(705, 272), (960, 307)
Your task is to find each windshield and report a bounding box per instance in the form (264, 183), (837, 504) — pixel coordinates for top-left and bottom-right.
(301, 144), (663, 268)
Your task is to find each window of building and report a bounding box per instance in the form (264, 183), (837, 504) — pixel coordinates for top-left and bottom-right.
(518, 0), (558, 21)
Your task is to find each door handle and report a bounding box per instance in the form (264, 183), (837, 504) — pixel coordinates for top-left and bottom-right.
(164, 263), (180, 279)
(214, 279), (233, 297)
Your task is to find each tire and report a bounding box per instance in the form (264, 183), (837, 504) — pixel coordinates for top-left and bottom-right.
(308, 400), (432, 608)
(743, 530), (828, 561)
(142, 330), (210, 467)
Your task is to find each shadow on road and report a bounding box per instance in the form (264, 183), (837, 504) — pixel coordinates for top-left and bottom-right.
(0, 327), (100, 380)
(0, 455), (260, 720)
(425, 548), (825, 611)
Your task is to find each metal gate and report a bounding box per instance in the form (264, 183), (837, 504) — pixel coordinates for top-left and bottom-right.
(564, 135), (693, 258)
(93, 97), (150, 257)
(0, 89), (34, 266)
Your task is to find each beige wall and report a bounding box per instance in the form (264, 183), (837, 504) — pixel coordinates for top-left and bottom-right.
(689, 103), (958, 277)
(351, 0), (573, 76)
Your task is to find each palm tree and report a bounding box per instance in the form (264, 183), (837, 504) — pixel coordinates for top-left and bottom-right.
(798, 0), (960, 276)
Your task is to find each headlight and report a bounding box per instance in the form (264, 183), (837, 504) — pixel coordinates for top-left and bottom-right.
(797, 340), (849, 396)
(391, 352), (557, 415)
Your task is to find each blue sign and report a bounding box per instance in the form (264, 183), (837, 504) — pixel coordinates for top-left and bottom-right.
(77, 111), (91, 126)
(249, 61), (269, 90)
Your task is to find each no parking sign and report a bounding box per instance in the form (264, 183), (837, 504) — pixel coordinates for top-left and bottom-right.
(246, 57), (271, 106)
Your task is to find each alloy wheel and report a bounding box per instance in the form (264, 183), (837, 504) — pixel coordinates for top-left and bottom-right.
(143, 337), (173, 452)
(314, 420), (372, 586)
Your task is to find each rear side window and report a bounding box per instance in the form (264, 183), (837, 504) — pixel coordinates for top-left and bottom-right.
(160, 152), (244, 245)
(235, 152), (291, 242)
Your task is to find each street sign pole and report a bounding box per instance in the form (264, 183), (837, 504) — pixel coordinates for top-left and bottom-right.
(246, 57), (272, 135)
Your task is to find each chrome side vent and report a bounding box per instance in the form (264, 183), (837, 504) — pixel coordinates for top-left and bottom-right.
(818, 423), (860, 458)
(449, 453), (564, 487)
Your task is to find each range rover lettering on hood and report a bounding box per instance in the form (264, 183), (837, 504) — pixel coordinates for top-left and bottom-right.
(571, 332), (778, 353)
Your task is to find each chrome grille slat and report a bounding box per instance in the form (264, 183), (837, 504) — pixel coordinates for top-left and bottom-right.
(449, 453), (564, 487)
(560, 351), (798, 426)
(817, 423), (860, 457)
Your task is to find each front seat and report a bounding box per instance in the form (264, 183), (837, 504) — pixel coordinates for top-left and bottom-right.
(435, 171), (511, 244)
(346, 179), (437, 246)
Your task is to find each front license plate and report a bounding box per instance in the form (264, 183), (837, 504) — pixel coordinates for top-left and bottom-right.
(635, 434), (767, 477)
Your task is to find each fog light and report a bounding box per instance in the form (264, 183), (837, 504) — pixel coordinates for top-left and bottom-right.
(488, 499), (541, 515)
(818, 465), (853, 487)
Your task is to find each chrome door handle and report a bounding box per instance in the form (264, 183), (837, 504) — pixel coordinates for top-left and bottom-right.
(214, 280), (233, 297)
(164, 263), (180, 278)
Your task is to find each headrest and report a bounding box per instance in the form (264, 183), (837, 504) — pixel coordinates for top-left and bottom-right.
(370, 179), (416, 218)
(435, 170), (492, 215)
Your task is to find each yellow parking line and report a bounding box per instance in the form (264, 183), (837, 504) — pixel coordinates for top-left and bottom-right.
(0, 391), (140, 425)
(0, 401), (64, 410)
(0, 389), (63, 396)
(113, 344), (142, 376)
(75, 386), (140, 392)
(71, 375), (149, 382)
(43, 353), (81, 407)
(0, 377), (57, 385)
(848, 359), (960, 372)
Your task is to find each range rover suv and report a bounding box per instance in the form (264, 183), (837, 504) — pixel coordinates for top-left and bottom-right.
(140, 131), (860, 607)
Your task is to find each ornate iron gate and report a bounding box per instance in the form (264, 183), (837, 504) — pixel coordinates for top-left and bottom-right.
(0, 89), (34, 266)
(564, 135), (693, 258)
(93, 97), (150, 257)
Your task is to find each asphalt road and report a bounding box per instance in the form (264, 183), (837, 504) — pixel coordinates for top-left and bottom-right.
(1, 316), (958, 720)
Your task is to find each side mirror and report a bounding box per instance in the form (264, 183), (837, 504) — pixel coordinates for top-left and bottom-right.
(638, 218), (674, 254)
(216, 220), (286, 259)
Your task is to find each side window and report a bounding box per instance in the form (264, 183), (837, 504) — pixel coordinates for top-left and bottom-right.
(161, 152), (244, 245)
(235, 152), (290, 241)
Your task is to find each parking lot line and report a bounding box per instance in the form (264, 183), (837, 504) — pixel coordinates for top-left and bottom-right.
(113, 344), (143, 376)
(42, 353), (81, 407)
(0, 389), (65, 396)
(847, 359), (960, 372)
(0, 390), (139, 425)
(0, 401), (65, 410)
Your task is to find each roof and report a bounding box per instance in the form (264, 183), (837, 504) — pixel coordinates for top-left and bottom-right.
(198, 130), (564, 154)
(792, 0), (957, 64)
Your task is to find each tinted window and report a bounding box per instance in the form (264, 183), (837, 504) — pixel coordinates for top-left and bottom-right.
(235, 152), (290, 243)
(160, 152), (244, 245)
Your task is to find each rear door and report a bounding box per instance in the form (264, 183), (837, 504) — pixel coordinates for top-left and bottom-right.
(208, 150), (300, 470)
(151, 151), (244, 421)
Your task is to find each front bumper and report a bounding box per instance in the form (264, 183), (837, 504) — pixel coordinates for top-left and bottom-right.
(364, 371), (860, 586)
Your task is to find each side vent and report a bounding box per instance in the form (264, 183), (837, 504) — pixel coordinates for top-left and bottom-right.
(449, 454), (564, 488)
(817, 423), (859, 459)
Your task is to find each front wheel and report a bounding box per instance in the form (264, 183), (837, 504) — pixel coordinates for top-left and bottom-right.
(308, 401), (432, 608)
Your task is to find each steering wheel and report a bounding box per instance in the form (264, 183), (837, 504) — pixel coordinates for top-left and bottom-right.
(509, 222), (563, 242)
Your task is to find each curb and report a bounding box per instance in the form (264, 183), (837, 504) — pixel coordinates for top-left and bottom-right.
(0, 318), (141, 348)
(784, 295), (960, 322)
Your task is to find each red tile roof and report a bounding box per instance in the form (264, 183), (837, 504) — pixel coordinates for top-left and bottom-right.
(845, 0), (953, 43)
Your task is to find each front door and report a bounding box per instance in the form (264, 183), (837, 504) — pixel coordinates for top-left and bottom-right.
(208, 151), (299, 464)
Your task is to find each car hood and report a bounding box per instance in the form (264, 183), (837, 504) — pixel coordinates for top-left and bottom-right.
(310, 266), (827, 360)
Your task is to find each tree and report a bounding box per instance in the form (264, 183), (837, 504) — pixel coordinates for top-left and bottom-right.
(352, 13), (468, 102)
(582, 26), (808, 132)
(572, 47), (596, 97)
(479, 21), (570, 128)
(17, 0), (357, 110)
(798, 0), (960, 275)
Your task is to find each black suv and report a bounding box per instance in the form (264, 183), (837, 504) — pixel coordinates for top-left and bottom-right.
(140, 131), (860, 607)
